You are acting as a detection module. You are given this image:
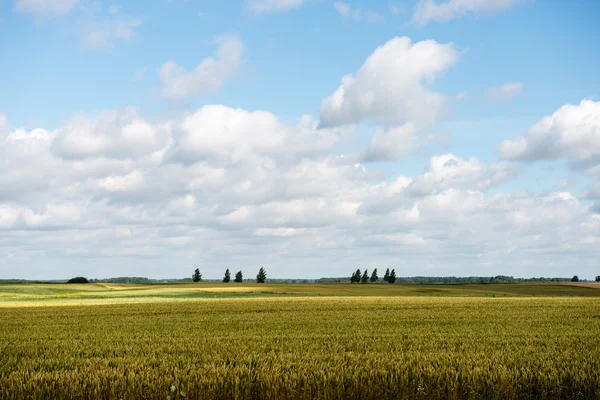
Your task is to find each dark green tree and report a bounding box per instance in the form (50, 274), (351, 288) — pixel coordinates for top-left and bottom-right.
(351, 269), (361, 283)
(370, 268), (378, 283)
(596, 276), (600, 282)
(388, 269), (396, 284)
(256, 267), (267, 283)
(383, 268), (390, 283)
(361, 269), (369, 284)
(223, 269), (231, 283)
(571, 275), (579, 282)
(192, 268), (202, 282)
(234, 270), (243, 283)
(67, 277), (88, 284)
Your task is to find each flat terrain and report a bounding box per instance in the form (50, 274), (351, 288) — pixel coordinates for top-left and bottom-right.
(1, 283), (600, 399)
(1, 282), (600, 306)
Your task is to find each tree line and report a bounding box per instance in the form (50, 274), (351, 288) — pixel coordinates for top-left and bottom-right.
(192, 267), (267, 283)
(57, 273), (600, 285)
(350, 268), (396, 284)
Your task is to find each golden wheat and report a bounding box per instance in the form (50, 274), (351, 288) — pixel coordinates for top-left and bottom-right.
(1, 297), (599, 399)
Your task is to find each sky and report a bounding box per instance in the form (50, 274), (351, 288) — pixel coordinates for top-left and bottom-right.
(1, 0), (600, 280)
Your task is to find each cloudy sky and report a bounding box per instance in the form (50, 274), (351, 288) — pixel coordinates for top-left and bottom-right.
(1, 0), (599, 280)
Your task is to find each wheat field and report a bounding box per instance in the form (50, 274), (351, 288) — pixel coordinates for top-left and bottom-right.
(1, 294), (600, 399)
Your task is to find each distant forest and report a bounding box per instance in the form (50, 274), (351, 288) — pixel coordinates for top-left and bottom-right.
(317, 275), (574, 284)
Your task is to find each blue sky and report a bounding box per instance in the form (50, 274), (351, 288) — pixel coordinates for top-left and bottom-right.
(1, 0), (599, 280)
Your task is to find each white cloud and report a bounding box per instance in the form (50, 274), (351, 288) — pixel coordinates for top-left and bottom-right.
(407, 154), (514, 196)
(498, 99), (600, 167)
(51, 108), (170, 160)
(413, 0), (522, 25)
(97, 171), (146, 193)
(0, 114), (8, 139)
(486, 82), (524, 100)
(159, 36), (244, 100)
(333, 2), (385, 23)
(80, 7), (141, 51)
(15, 0), (79, 18)
(248, 0), (306, 14)
(362, 124), (416, 162)
(1, 99), (599, 279)
(320, 36), (459, 128)
(170, 105), (341, 165)
(333, 1), (351, 16)
(254, 227), (298, 237)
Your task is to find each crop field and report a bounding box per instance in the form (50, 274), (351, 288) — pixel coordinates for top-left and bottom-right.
(1, 286), (600, 399)
(1, 282), (600, 307)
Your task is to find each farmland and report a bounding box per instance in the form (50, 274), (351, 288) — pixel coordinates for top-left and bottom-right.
(1, 284), (600, 399)
(1, 282), (600, 307)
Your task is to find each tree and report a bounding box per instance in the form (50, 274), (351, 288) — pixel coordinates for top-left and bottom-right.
(67, 277), (88, 284)
(361, 269), (369, 284)
(383, 268), (390, 283)
(234, 270), (243, 283)
(596, 276), (600, 282)
(223, 269), (231, 283)
(571, 275), (579, 282)
(351, 269), (361, 283)
(256, 267), (267, 283)
(192, 268), (202, 283)
(388, 269), (396, 284)
(370, 268), (378, 283)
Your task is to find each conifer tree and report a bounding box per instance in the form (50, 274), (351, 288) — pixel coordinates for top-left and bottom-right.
(192, 268), (202, 282)
(388, 269), (396, 284)
(370, 268), (378, 283)
(352, 269), (361, 283)
(234, 270), (243, 283)
(256, 267), (267, 283)
(361, 269), (369, 284)
(383, 268), (390, 283)
(223, 269), (231, 283)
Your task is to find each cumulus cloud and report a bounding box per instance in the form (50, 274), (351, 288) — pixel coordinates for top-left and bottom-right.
(486, 82), (524, 100)
(413, 0), (522, 25)
(356, 154), (513, 216)
(51, 108), (171, 160)
(248, 0), (306, 14)
(319, 36), (459, 128)
(333, 2), (385, 23)
(15, 0), (79, 18)
(498, 99), (600, 169)
(169, 105), (340, 165)
(361, 124), (416, 162)
(1, 100), (599, 279)
(159, 36), (244, 100)
(407, 154), (514, 196)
